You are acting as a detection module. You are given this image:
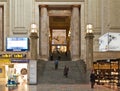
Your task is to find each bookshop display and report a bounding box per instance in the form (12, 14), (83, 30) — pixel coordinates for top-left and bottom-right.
(93, 59), (120, 85)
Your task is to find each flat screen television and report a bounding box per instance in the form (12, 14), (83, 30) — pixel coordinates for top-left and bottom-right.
(6, 37), (29, 51)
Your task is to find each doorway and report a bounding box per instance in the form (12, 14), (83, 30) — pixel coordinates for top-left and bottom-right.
(48, 10), (71, 61)
(39, 5), (81, 61)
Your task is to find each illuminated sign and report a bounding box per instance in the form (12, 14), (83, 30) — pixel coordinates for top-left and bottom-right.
(6, 37), (29, 52)
(0, 54), (26, 58)
(0, 59), (11, 64)
(11, 59), (29, 63)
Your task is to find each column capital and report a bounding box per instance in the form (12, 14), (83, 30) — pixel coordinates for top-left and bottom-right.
(39, 4), (48, 8)
(30, 32), (38, 39)
(72, 5), (80, 8)
(85, 33), (94, 39)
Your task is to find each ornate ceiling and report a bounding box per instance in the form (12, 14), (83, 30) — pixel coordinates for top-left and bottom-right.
(49, 16), (70, 29)
(48, 7), (71, 30)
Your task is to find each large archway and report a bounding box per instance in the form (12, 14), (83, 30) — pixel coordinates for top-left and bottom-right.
(39, 5), (81, 61)
(48, 8), (71, 61)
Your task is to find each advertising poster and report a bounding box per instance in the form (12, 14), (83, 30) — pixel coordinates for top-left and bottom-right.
(99, 32), (120, 51)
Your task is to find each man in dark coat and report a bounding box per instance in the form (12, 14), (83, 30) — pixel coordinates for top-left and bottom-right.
(63, 65), (69, 78)
(90, 71), (96, 88)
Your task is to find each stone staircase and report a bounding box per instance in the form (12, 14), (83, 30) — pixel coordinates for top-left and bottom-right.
(37, 60), (87, 84)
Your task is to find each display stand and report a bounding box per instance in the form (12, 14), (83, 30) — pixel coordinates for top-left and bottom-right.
(93, 59), (119, 85)
(6, 74), (18, 87)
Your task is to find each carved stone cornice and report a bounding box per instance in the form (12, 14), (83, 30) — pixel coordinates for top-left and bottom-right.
(30, 32), (38, 39)
(85, 33), (94, 39)
(72, 5), (80, 8)
(39, 4), (48, 8)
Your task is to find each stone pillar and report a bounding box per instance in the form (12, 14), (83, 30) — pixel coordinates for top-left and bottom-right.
(70, 5), (80, 61)
(0, 7), (3, 51)
(30, 32), (38, 60)
(28, 26), (38, 85)
(85, 26), (94, 82)
(40, 5), (49, 61)
(85, 33), (94, 70)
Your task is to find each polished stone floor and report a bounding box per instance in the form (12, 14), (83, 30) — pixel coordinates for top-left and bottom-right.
(0, 83), (119, 91)
(0, 78), (119, 91)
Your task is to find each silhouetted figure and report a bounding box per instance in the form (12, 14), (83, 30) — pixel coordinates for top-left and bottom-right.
(90, 71), (96, 88)
(54, 59), (59, 70)
(63, 65), (69, 78)
(50, 54), (53, 61)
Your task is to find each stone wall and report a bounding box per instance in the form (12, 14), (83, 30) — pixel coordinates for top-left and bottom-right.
(94, 51), (120, 61)
(9, 0), (33, 36)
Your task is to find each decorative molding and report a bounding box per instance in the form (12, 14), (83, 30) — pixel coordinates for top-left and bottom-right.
(72, 4), (80, 8)
(0, 0), (7, 2)
(13, 28), (28, 34)
(94, 51), (120, 61)
(13, 31), (27, 34)
(110, 26), (120, 30)
(14, 0), (24, 28)
(36, 0), (84, 2)
(36, 2), (83, 5)
(94, 31), (101, 35)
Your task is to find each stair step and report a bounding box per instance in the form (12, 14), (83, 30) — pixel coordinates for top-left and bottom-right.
(37, 60), (87, 84)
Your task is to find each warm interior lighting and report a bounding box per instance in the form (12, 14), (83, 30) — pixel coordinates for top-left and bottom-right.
(86, 24), (93, 33)
(30, 24), (37, 33)
(68, 31), (71, 36)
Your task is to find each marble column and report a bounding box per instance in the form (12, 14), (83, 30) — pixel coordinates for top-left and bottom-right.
(40, 5), (49, 61)
(70, 5), (80, 61)
(0, 7), (3, 51)
(85, 33), (94, 69)
(85, 32), (94, 82)
(30, 32), (38, 60)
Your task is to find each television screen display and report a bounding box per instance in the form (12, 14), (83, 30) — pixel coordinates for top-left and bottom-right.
(6, 37), (29, 51)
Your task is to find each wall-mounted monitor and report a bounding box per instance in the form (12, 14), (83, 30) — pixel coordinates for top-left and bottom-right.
(6, 37), (29, 51)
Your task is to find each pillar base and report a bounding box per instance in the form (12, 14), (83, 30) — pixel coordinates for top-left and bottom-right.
(28, 60), (37, 85)
(86, 68), (92, 83)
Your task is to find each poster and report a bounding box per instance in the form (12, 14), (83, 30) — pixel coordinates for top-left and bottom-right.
(99, 32), (120, 51)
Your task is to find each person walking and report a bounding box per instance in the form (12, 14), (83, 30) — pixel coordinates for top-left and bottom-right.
(63, 65), (69, 78)
(50, 54), (53, 61)
(54, 59), (59, 70)
(90, 70), (96, 88)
